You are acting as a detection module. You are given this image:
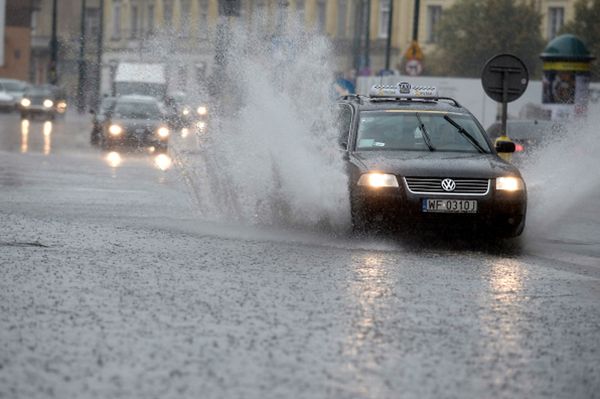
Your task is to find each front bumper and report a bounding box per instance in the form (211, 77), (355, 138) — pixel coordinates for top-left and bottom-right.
(105, 132), (168, 148)
(351, 178), (527, 233)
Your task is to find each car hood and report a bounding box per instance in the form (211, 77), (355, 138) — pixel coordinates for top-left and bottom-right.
(111, 118), (163, 130)
(351, 151), (521, 179)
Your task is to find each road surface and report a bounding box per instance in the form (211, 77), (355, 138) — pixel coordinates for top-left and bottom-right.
(0, 112), (598, 398)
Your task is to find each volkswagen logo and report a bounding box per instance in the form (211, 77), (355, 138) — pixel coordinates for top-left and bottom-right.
(441, 178), (456, 192)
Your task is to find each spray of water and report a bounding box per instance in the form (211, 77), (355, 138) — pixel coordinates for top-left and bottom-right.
(520, 112), (600, 239)
(173, 16), (350, 231)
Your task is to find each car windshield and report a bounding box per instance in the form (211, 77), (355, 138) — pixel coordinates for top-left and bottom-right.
(114, 101), (161, 119)
(25, 87), (53, 97)
(2, 81), (26, 91)
(356, 111), (491, 153)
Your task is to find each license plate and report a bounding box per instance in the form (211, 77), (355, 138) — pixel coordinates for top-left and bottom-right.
(422, 199), (478, 213)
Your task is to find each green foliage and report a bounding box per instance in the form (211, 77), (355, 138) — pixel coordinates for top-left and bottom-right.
(562, 0), (600, 81)
(430, 0), (545, 78)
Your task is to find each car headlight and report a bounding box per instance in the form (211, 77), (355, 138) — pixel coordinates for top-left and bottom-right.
(20, 98), (31, 107)
(196, 106), (207, 116)
(182, 107), (190, 116)
(108, 124), (123, 136)
(43, 99), (54, 108)
(357, 173), (399, 188)
(496, 176), (524, 191)
(196, 121), (206, 130)
(57, 101), (67, 111)
(157, 126), (170, 138)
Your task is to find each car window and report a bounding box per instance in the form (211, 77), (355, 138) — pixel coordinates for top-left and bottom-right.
(114, 101), (161, 119)
(356, 111), (491, 153)
(2, 81), (25, 91)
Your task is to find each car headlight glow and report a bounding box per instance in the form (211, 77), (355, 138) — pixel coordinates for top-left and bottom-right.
(157, 126), (170, 138)
(496, 176), (524, 191)
(357, 173), (399, 188)
(196, 121), (206, 130)
(182, 107), (190, 116)
(108, 124), (123, 136)
(197, 106), (207, 116)
(20, 98), (31, 107)
(43, 99), (54, 108)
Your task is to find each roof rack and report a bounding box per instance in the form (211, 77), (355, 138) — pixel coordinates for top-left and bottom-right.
(369, 96), (461, 107)
(367, 82), (462, 107)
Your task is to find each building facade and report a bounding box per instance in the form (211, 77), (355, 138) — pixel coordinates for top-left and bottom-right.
(0, 0), (38, 81)
(98, 0), (576, 96)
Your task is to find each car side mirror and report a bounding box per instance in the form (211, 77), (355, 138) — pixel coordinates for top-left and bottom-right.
(496, 141), (515, 153)
(339, 141), (348, 151)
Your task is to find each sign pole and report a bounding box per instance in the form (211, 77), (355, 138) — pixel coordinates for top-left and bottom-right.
(502, 70), (508, 135)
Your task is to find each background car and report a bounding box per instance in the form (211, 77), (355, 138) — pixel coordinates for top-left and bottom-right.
(102, 95), (170, 151)
(0, 78), (29, 110)
(90, 96), (116, 146)
(486, 119), (565, 160)
(0, 85), (15, 112)
(18, 84), (67, 120)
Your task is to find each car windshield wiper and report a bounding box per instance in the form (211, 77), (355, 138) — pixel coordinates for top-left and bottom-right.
(415, 113), (435, 151)
(443, 115), (488, 154)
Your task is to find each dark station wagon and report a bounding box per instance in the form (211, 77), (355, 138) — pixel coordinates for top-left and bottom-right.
(337, 82), (527, 237)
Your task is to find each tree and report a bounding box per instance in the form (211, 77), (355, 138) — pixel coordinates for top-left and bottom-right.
(562, 0), (600, 81)
(428, 0), (545, 78)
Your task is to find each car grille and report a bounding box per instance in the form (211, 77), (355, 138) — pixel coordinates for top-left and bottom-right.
(404, 177), (490, 195)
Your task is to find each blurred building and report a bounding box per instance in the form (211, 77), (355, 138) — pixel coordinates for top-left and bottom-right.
(0, 0), (38, 80)
(29, 0), (102, 107)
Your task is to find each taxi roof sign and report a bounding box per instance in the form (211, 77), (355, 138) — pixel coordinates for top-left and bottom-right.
(369, 82), (438, 98)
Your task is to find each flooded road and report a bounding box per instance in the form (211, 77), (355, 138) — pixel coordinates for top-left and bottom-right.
(0, 112), (599, 398)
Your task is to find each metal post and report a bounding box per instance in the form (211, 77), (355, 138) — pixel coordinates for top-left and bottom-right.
(49, 0), (58, 84)
(364, 0), (371, 68)
(96, 0), (104, 109)
(77, 0), (87, 113)
(501, 70), (508, 135)
(412, 0), (420, 41)
(384, 0), (394, 71)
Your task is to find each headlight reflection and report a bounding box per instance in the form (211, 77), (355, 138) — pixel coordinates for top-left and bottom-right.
(105, 151), (123, 168)
(43, 121), (52, 155)
(21, 119), (29, 153)
(154, 153), (172, 171)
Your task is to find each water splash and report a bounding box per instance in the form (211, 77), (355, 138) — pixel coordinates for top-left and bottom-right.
(520, 112), (600, 238)
(174, 16), (350, 231)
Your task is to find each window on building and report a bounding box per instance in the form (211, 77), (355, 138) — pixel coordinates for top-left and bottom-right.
(147, 3), (155, 35)
(252, 0), (266, 34)
(296, 0), (305, 24)
(31, 10), (38, 34)
(198, 0), (209, 38)
(130, 4), (138, 38)
(275, 0), (288, 34)
(378, 0), (390, 38)
(112, 1), (122, 39)
(163, 0), (174, 26)
(85, 8), (100, 39)
(337, 0), (347, 37)
(548, 7), (564, 39)
(317, 0), (326, 33)
(426, 5), (442, 43)
(180, 0), (191, 36)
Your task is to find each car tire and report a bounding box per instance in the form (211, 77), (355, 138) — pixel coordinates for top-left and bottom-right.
(350, 196), (371, 234)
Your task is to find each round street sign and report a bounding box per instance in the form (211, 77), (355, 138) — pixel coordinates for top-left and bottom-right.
(481, 54), (529, 103)
(405, 59), (423, 76)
